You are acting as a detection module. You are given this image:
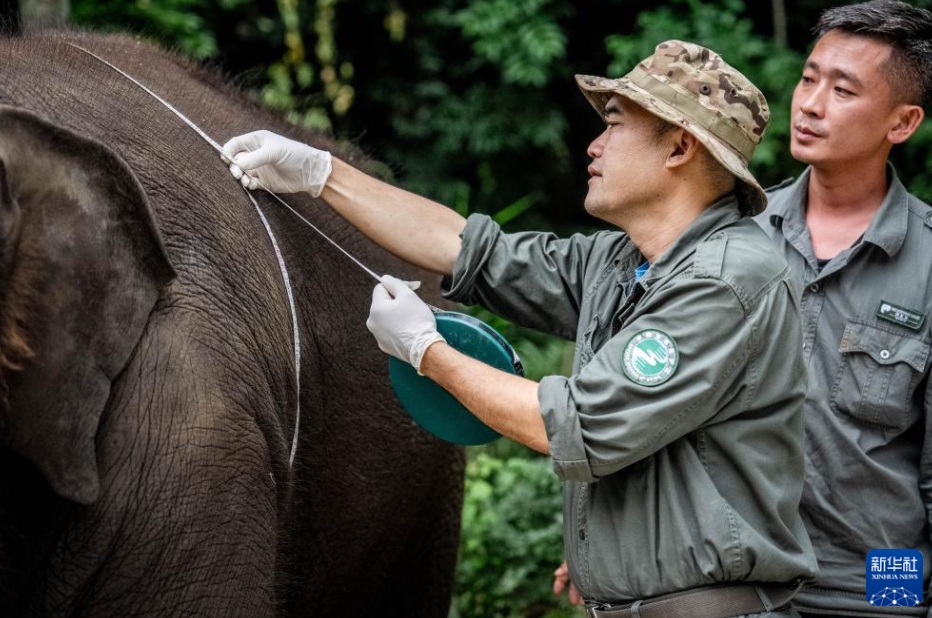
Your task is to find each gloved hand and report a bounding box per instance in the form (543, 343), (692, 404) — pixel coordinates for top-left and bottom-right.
(367, 275), (446, 375)
(221, 130), (333, 196)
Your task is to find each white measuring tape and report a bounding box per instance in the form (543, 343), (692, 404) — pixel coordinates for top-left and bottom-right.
(66, 43), (385, 466)
(67, 43), (507, 449)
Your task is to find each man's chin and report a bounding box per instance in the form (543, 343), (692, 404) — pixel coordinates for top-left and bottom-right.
(583, 202), (605, 220)
(789, 142), (818, 166)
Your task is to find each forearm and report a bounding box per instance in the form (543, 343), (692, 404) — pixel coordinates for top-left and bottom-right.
(322, 158), (466, 275)
(420, 341), (549, 453)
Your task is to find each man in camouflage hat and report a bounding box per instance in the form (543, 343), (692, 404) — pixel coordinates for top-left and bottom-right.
(222, 39), (818, 617)
(575, 40), (770, 216)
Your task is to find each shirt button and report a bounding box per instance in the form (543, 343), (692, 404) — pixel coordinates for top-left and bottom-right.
(578, 529), (587, 541)
(809, 283), (820, 293)
(880, 349), (891, 360)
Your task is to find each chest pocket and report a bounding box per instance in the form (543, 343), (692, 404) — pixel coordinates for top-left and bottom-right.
(832, 320), (930, 430)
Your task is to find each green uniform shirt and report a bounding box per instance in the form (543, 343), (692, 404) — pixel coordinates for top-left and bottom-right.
(444, 197), (819, 604)
(757, 167), (932, 617)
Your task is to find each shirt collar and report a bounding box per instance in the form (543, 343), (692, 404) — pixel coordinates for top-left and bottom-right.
(639, 194), (744, 285)
(764, 164), (911, 257)
(864, 166), (910, 256)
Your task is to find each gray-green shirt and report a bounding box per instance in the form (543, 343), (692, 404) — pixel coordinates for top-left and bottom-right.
(445, 198), (819, 603)
(757, 167), (932, 617)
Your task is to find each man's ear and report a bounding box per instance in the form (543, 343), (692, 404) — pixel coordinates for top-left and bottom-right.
(888, 104), (924, 145)
(666, 128), (701, 169)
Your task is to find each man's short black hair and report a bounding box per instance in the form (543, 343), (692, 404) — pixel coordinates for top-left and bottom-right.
(815, 0), (932, 109)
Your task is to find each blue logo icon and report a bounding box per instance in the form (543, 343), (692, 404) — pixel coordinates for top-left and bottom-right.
(866, 549), (923, 607)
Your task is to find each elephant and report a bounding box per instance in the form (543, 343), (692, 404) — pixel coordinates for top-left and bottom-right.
(0, 28), (466, 617)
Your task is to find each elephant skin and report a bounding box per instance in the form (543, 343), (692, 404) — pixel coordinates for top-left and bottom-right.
(0, 29), (466, 618)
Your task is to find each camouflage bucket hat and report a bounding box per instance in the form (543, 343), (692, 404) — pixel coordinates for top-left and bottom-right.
(576, 40), (770, 215)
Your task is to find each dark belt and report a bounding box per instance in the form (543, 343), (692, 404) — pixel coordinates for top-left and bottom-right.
(585, 582), (802, 618)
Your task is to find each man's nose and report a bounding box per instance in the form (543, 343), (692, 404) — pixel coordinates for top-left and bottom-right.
(587, 131), (606, 158)
(797, 85), (825, 117)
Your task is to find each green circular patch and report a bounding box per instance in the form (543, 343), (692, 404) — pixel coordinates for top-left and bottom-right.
(622, 329), (678, 386)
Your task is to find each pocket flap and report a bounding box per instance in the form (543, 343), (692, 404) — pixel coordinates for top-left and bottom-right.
(839, 320), (930, 372)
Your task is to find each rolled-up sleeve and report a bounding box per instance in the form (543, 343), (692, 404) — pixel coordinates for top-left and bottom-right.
(539, 374), (591, 478)
(443, 214), (604, 339)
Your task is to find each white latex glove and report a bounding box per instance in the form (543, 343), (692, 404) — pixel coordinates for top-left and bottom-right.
(367, 275), (445, 375)
(221, 130), (333, 197)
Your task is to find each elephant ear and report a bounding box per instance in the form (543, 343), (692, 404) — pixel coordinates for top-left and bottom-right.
(0, 106), (175, 505)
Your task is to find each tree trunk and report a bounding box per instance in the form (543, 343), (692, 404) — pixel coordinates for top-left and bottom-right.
(772, 0), (787, 46)
(19, 0), (69, 26)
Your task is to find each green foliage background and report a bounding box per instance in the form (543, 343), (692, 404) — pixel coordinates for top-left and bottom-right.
(40, 0), (932, 615)
(65, 0), (932, 228)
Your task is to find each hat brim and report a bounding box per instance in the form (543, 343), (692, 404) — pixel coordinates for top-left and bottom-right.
(576, 74), (767, 216)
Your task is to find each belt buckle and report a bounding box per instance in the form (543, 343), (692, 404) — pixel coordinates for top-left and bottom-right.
(585, 603), (614, 618)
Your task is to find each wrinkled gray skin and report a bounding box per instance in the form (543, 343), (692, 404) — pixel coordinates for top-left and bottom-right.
(0, 30), (466, 617)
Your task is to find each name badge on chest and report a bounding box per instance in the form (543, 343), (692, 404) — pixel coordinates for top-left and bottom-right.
(876, 301), (925, 331)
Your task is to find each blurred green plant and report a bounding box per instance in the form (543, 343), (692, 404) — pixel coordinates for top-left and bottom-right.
(451, 452), (581, 618)
(369, 0), (572, 222)
(71, 0), (227, 59)
(453, 0), (567, 88)
(896, 120), (932, 201)
(71, 0), (932, 217)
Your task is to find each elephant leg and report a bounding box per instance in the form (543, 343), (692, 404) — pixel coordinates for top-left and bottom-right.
(392, 448), (466, 618)
(282, 368), (466, 618)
